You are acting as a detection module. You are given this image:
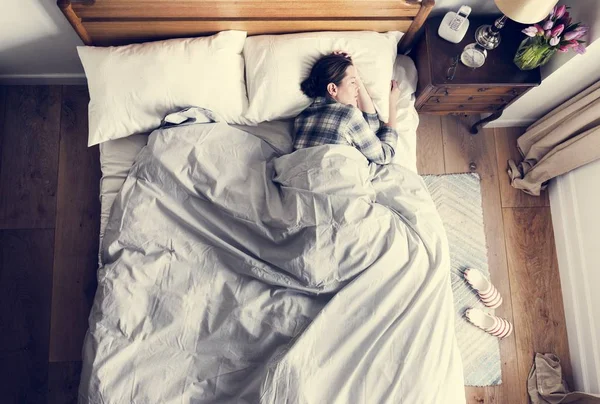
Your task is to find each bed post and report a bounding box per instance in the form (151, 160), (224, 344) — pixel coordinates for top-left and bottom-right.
(58, 0), (93, 45)
(397, 0), (435, 54)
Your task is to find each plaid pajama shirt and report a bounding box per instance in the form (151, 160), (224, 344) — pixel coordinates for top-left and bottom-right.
(293, 96), (398, 164)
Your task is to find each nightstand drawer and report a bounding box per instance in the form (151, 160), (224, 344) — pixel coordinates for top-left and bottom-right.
(434, 87), (527, 97)
(426, 94), (513, 104)
(420, 103), (503, 113)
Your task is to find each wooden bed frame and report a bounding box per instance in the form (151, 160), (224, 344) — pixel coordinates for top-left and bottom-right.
(58, 0), (434, 53)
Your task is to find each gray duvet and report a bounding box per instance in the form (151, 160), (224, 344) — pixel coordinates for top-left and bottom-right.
(79, 121), (465, 403)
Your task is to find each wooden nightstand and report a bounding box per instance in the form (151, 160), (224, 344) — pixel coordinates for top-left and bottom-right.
(412, 17), (542, 133)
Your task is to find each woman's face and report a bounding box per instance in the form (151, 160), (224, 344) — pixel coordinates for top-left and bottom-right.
(327, 65), (359, 107)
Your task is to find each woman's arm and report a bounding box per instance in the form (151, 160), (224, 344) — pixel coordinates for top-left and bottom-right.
(346, 108), (397, 165)
(384, 80), (400, 129)
(356, 75), (376, 114)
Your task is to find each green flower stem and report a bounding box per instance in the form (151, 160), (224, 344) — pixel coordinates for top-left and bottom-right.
(514, 37), (557, 70)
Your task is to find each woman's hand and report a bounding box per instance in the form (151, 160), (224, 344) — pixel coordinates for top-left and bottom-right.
(390, 80), (401, 105)
(332, 50), (351, 60)
(385, 80), (400, 129)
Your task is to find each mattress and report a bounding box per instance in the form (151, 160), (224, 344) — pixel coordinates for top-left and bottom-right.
(98, 55), (420, 250)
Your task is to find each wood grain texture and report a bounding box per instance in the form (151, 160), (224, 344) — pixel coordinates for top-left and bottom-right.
(58, 0), (92, 45)
(59, 0), (428, 50)
(421, 103), (504, 113)
(49, 86), (101, 363)
(85, 19), (414, 45)
(0, 86), (62, 230)
(494, 127), (550, 208)
(47, 361), (81, 404)
(416, 114), (445, 175)
(427, 94), (516, 104)
(0, 229), (55, 404)
(397, 0), (434, 54)
(73, 0), (421, 19)
(503, 207), (572, 394)
(442, 115), (524, 404)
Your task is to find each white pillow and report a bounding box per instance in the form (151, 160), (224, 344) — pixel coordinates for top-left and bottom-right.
(243, 31), (402, 124)
(394, 54), (418, 97)
(78, 31), (248, 146)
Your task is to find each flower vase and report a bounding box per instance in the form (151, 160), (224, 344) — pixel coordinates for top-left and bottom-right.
(514, 37), (557, 70)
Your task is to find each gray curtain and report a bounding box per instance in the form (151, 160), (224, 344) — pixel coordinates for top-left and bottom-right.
(508, 79), (600, 196)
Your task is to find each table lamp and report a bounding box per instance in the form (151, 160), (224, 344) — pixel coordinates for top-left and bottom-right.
(475, 0), (559, 50)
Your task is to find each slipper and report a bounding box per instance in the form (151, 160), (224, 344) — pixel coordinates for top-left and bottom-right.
(464, 268), (503, 308)
(465, 308), (513, 339)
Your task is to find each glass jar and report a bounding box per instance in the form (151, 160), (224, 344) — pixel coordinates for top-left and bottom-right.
(513, 37), (557, 71)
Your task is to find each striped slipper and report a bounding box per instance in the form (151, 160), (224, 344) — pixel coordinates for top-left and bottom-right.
(464, 268), (503, 308)
(465, 308), (513, 339)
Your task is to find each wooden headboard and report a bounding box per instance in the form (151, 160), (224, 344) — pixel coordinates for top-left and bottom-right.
(58, 0), (434, 53)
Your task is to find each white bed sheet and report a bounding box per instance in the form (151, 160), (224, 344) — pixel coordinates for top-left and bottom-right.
(98, 56), (420, 248)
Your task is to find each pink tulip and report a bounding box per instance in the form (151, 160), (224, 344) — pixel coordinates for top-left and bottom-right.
(575, 25), (589, 33)
(551, 24), (565, 37)
(534, 24), (545, 35)
(555, 5), (567, 19)
(564, 30), (586, 41)
(522, 26), (539, 37)
(561, 12), (572, 27)
(574, 44), (587, 54)
(559, 40), (579, 50)
(545, 30), (552, 38)
(558, 46), (569, 52)
(543, 20), (554, 30)
(549, 36), (560, 46)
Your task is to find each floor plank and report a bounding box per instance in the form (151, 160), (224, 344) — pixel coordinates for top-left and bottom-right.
(503, 207), (572, 392)
(0, 86), (62, 229)
(0, 229), (55, 404)
(416, 114), (445, 175)
(49, 86), (101, 362)
(47, 361), (81, 404)
(442, 115), (524, 404)
(494, 127), (550, 208)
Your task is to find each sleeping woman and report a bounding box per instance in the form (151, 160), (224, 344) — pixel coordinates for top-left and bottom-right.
(294, 51), (400, 165)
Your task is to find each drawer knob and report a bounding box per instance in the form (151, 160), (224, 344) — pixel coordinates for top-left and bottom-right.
(468, 96), (474, 101)
(435, 97), (440, 103)
(477, 88), (488, 92)
(512, 89), (518, 95)
(444, 89), (449, 96)
(458, 105), (464, 109)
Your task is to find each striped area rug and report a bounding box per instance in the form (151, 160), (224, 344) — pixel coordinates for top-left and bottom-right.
(423, 173), (502, 387)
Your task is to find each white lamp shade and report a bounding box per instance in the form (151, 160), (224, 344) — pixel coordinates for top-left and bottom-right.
(495, 0), (559, 24)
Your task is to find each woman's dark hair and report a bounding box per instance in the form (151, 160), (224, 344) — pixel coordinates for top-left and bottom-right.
(301, 54), (353, 98)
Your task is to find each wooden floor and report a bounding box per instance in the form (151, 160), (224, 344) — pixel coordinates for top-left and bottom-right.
(0, 86), (571, 403)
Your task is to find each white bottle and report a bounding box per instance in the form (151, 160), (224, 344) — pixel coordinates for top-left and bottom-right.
(438, 6), (472, 44)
